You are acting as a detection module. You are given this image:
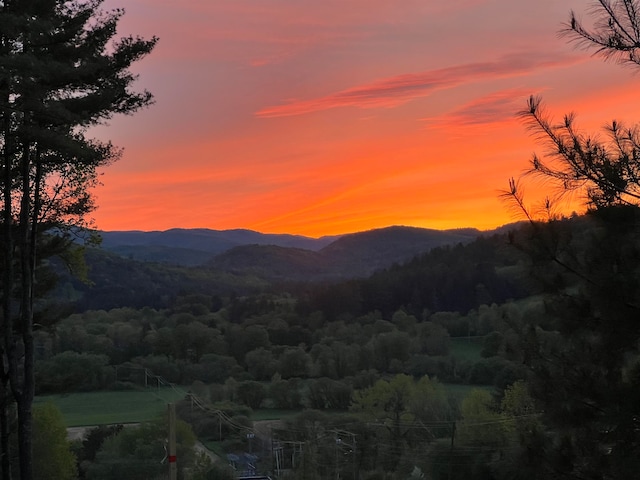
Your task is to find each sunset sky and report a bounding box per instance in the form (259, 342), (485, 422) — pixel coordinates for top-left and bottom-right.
(93, 0), (640, 237)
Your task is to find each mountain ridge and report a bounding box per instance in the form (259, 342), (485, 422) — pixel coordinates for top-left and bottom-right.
(97, 225), (493, 277)
(59, 223), (521, 311)
(98, 227), (341, 266)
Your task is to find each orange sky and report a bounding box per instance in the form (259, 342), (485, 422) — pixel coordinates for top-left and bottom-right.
(93, 0), (640, 237)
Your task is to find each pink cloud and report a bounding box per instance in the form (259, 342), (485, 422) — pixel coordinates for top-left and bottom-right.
(424, 88), (537, 128)
(255, 52), (582, 118)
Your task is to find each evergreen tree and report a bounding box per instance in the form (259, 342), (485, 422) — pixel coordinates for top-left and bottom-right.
(563, 0), (640, 68)
(501, 2), (640, 478)
(0, 2), (156, 479)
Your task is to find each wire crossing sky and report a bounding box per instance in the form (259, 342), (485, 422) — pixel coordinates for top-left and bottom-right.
(94, 0), (640, 236)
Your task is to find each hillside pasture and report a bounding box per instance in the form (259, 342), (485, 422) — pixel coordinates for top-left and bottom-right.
(35, 387), (186, 427)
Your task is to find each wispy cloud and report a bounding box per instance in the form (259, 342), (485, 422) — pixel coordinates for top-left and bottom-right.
(256, 52), (581, 118)
(423, 88), (536, 128)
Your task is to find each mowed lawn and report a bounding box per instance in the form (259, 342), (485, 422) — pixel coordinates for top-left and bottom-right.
(35, 387), (186, 427)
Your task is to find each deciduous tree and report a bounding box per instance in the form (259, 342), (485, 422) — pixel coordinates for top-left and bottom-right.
(351, 374), (452, 472)
(32, 403), (77, 480)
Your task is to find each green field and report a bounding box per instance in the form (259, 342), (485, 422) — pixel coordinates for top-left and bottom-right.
(35, 380), (491, 429)
(35, 387), (186, 427)
(449, 336), (485, 362)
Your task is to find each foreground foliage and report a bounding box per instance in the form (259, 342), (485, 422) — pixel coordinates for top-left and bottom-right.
(85, 418), (195, 480)
(33, 403), (77, 480)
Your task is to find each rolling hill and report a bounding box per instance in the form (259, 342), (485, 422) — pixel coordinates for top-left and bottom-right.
(58, 224), (515, 310)
(207, 226), (481, 279)
(98, 228), (339, 265)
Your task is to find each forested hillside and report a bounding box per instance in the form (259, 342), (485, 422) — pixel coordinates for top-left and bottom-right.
(98, 225), (480, 268)
(41, 220), (534, 389)
(33, 221), (533, 477)
(58, 225), (487, 310)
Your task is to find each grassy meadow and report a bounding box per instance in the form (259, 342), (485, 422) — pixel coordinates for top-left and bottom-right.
(35, 387), (186, 427)
(37, 382), (490, 430)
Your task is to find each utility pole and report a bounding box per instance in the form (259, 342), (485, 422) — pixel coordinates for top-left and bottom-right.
(335, 437), (340, 480)
(168, 403), (177, 480)
(448, 421), (456, 480)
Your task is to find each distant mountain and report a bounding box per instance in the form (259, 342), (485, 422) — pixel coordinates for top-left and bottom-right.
(207, 226), (482, 280)
(98, 228), (339, 266)
(59, 224), (517, 310)
(320, 226), (479, 268)
(94, 225), (516, 281)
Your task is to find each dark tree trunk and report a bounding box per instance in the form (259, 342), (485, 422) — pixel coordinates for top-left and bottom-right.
(1, 61), (14, 480)
(0, 386), (11, 480)
(12, 137), (35, 480)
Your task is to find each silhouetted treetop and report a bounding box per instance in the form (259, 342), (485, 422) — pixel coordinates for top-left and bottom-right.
(563, 0), (640, 67)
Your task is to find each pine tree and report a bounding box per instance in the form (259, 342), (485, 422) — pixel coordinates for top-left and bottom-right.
(0, 2), (156, 479)
(501, 2), (640, 478)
